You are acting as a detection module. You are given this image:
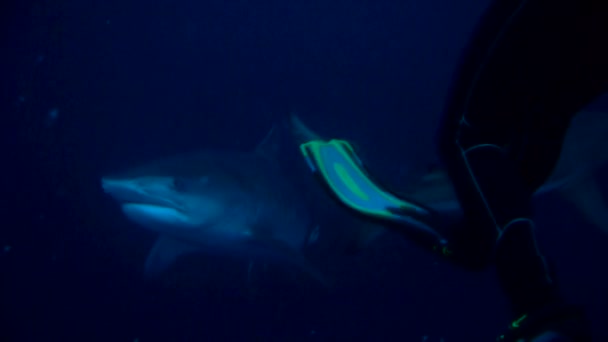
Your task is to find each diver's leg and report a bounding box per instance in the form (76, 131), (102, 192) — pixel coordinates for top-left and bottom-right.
(436, 0), (606, 339)
(440, 0), (608, 193)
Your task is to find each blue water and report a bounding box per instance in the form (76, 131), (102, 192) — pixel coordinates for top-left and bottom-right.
(2, 0), (607, 341)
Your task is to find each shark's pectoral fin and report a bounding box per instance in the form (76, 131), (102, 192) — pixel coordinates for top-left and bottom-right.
(144, 235), (199, 277)
(559, 175), (608, 236)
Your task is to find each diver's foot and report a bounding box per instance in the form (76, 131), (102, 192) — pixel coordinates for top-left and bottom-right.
(498, 301), (591, 342)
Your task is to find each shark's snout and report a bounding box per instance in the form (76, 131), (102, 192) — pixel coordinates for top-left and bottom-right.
(101, 177), (178, 208)
(101, 178), (129, 197)
(102, 178), (145, 204)
(102, 177), (198, 231)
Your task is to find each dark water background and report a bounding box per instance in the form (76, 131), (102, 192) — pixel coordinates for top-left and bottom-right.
(2, 0), (607, 341)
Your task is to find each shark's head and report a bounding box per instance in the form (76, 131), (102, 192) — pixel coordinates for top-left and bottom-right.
(102, 174), (227, 234)
(101, 151), (256, 238)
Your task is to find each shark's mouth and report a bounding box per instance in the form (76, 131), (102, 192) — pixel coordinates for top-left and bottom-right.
(101, 178), (198, 228)
(120, 203), (192, 227)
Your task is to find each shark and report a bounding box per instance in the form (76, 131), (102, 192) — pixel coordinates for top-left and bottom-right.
(101, 126), (327, 283)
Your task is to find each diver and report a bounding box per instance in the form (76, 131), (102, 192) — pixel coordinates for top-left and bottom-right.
(299, 0), (608, 340)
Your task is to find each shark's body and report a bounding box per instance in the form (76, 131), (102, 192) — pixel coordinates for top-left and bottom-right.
(102, 136), (322, 281)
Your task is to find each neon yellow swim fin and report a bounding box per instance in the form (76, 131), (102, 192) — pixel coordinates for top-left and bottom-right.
(299, 138), (449, 251)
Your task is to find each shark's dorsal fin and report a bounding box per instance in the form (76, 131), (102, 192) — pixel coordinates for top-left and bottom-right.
(289, 114), (368, 163)
(144, 235), (199, 277)
(254, 125), (281, 160)
(289, 113), (323, 144)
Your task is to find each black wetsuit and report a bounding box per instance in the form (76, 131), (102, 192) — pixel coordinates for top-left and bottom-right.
(436, 0), (608, 340)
